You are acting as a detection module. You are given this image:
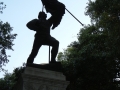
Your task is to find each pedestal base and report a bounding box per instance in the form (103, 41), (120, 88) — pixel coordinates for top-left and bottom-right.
(15, 63), (69, 90)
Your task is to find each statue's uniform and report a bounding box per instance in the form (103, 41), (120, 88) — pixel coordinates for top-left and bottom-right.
(26, 18), (59, 63)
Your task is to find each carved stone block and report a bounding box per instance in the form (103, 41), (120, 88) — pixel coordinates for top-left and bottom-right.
(15, 66), (69, 90)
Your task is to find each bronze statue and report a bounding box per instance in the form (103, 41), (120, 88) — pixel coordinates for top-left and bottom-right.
(26, 12), (59, 64)
(26, 0), (83, 65)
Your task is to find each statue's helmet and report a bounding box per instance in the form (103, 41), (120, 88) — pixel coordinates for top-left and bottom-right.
(38, 12), (47, 19)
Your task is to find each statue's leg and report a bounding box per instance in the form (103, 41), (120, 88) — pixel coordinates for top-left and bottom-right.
(27, 37), (42, 64)
(48, 37), (59, 63)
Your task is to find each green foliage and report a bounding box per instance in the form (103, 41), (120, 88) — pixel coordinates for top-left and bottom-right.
(0, 21), (17, 71)
(0, 2), (6, 13)
(57, 0), (120, 90)
(12, 65), (25, 83)
(0, 2), (17, 71)
(0, 73), (16, 90)
(0, 65), (25, 90)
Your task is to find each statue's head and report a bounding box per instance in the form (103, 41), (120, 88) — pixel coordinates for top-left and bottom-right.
(38, 12), (47, 20)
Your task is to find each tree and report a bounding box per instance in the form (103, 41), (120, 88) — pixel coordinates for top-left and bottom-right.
(57, 0), (120, 90)
(0, 2), (17, 71)
(0, 64), (25, 90)
(0, 73), (16, 90)
(0, 21), (17, 71)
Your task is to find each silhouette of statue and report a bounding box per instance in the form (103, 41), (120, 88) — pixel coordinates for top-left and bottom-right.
(26, 12), (59, 64)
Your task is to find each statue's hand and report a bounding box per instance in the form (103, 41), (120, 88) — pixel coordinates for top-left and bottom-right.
(51, 26), (55, 30)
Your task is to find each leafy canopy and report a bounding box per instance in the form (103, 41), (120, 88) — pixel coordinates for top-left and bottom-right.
(0, 2), (17, 71)
(58, 0), (120, 90)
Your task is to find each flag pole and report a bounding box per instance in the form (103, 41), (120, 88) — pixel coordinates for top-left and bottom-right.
(40, 0), (84, 26)
(42, 5), (44, 12)
(65, 8), (84, 26)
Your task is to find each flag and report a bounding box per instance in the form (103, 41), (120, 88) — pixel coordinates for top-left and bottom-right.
(41, 0), (65, 29)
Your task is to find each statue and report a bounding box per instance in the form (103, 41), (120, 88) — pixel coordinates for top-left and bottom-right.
(26, 0), (65, 65)
(26, 12), (59, 64)
(26, 0), (83, 65)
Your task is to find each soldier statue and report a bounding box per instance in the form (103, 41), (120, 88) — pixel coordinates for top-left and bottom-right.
(26, 12), (59, 64)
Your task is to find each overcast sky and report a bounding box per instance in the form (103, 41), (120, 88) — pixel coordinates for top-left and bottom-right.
(0, 0), (91, 77)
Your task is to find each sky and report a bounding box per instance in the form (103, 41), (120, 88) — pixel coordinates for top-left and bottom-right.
(0, 0), (91, 78)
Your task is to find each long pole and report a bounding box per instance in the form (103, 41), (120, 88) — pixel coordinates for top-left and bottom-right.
(42, 5), (44, 12)
(65, 8), (84, 26)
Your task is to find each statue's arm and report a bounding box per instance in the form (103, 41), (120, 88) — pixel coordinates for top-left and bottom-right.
(26, 19), (38, 31)
(47, 16), (53, 28)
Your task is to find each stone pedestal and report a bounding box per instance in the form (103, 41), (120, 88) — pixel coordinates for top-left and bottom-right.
(15, 63), (69, 90)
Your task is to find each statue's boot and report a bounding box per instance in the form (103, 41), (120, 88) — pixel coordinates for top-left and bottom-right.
(50, 41), (59, 63)
(27, 56), (34, 64)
